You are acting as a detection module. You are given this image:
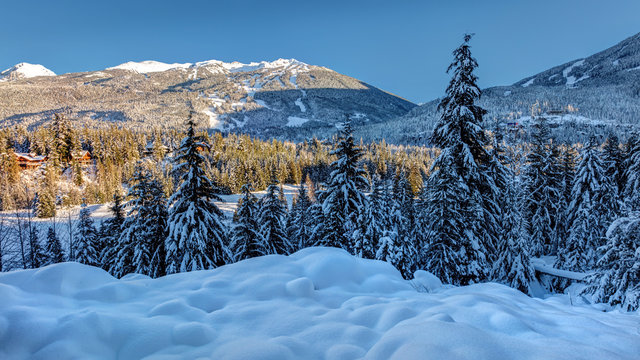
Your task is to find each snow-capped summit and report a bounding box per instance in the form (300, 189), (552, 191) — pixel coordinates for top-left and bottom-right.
(0, 62), (56, 81)
(106, 60), (192, 73)
(106, 58), (309, 74)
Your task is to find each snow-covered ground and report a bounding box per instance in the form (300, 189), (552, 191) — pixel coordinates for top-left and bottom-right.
(0, 247), (638, 359)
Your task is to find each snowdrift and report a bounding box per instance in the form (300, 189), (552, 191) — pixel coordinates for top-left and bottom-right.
(1, 247), (638, 359)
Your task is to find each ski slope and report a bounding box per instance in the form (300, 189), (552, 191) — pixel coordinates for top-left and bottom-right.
(1, 247), (638, 359)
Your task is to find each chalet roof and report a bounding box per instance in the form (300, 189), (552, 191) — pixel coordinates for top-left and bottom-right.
(14, 152), (47, 162)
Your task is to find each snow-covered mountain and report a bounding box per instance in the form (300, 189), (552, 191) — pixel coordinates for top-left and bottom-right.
(0, 58), (415, 140)
(361, 32), (640, 144)
(0, 62), (55, 81)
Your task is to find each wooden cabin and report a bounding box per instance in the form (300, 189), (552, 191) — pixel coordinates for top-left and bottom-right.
(14, 153), (48, 170)
(72, 150), (92, 167)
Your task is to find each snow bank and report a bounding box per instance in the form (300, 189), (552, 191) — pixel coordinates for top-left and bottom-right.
(1, 247), (639, 359)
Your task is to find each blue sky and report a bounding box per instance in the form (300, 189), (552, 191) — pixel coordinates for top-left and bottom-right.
(1, 0), (639, 103)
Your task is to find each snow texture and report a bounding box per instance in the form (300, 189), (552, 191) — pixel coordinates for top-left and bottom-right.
(1, 247), (639, 359)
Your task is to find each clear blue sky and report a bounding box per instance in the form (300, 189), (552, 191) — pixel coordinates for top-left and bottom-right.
(1, 0), (639, 103)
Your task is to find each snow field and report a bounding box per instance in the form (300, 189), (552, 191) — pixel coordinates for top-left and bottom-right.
(1, 247), (639, 359)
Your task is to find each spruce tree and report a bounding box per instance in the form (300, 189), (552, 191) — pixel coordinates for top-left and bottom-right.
(624, 134), (640, 211)
(75, 202), (98, 266)
(28, 227), (46, 268)
(287, 183), (313, 250)
(424, 34), (490, 285)
(354, 177), (388, 259)
(582, 213), (640, 311)
(493, 170), (535, 295)
(523, 117), (561, 256)
(165, 115), (229, 274)
(556, 138), (606, 275)
(44, 226), (64, 265)
(391, 173), (419, 279)
(320, 118), (368, 251)
(230, 184), (265, 261)
(99, 192), (126, 272)
(259, 183), (291, 255)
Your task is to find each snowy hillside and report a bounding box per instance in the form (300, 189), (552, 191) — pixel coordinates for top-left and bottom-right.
(0, 62), (55, 81)
(0, 248), (638, 359)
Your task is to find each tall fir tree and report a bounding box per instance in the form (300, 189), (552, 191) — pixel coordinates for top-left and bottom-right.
(75, 202), (99, 266)
(424, 34), (490, 285)
(258, 183), (291, 255)
(320, 117), (368, 251)
(230, 184), (265, 261)
(624, 134), (640, 211)
(165, 115), (229, 274)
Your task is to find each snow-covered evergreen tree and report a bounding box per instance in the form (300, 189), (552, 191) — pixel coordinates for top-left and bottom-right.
(320, 117), (368, 251)
(556, 138), (606, 275)
(421, 160), (465, 285)
(556, 145), (578, 253)
(624, 134), (640, 211)
(28, 227), (45, 268)
(166, 115), (229, 273)
(353, 177), (387, 259)
(390, 173), (418, 279)
(493, 169), (535, 295)
(258, 183), (291, 255)
(287, 183), (313, 250)
(99, 192), (126, 272)
(424, 34), (490, 285)
(230, 184), (265, 261)
(44, 226), (64, 265)
(601, 135), (624, 219)
(523, 117), (562, 256)
(582, 213), (640, 311)
(75, 202), (98, 266)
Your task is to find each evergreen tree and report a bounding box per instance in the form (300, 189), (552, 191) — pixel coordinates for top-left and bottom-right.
(602, 136), (624, 218)
(354, 177), (388, 259)
(28, 227), (46, 268)
(75, 202), (98, 266)
(44, 226), (64, 265)
(36, 164), (57, 218)
(165, 115), (229, 274)
(147, 178), (168, 278)
(424, 34), (490, 285)
(582, 213), (640, 311)
(556, 145), (578, 252)
(421, 157), (466, 285)
(624, 134), (640, 211)
(390, 174), (418, 278)
(287, 183), (313, 250)
(320, 118), (368, 250)
(556, 138), (606, 276)
(259, 183), (291, 255)
(523, 117), (561, 256)
(493, 170), (535, 295)
(230, 184), (265, 261)
(99, 192), (126, 272)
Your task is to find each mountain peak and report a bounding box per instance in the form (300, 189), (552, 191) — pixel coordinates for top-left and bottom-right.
(106, 58), (311, 74)
(0, 62), (56, 81)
